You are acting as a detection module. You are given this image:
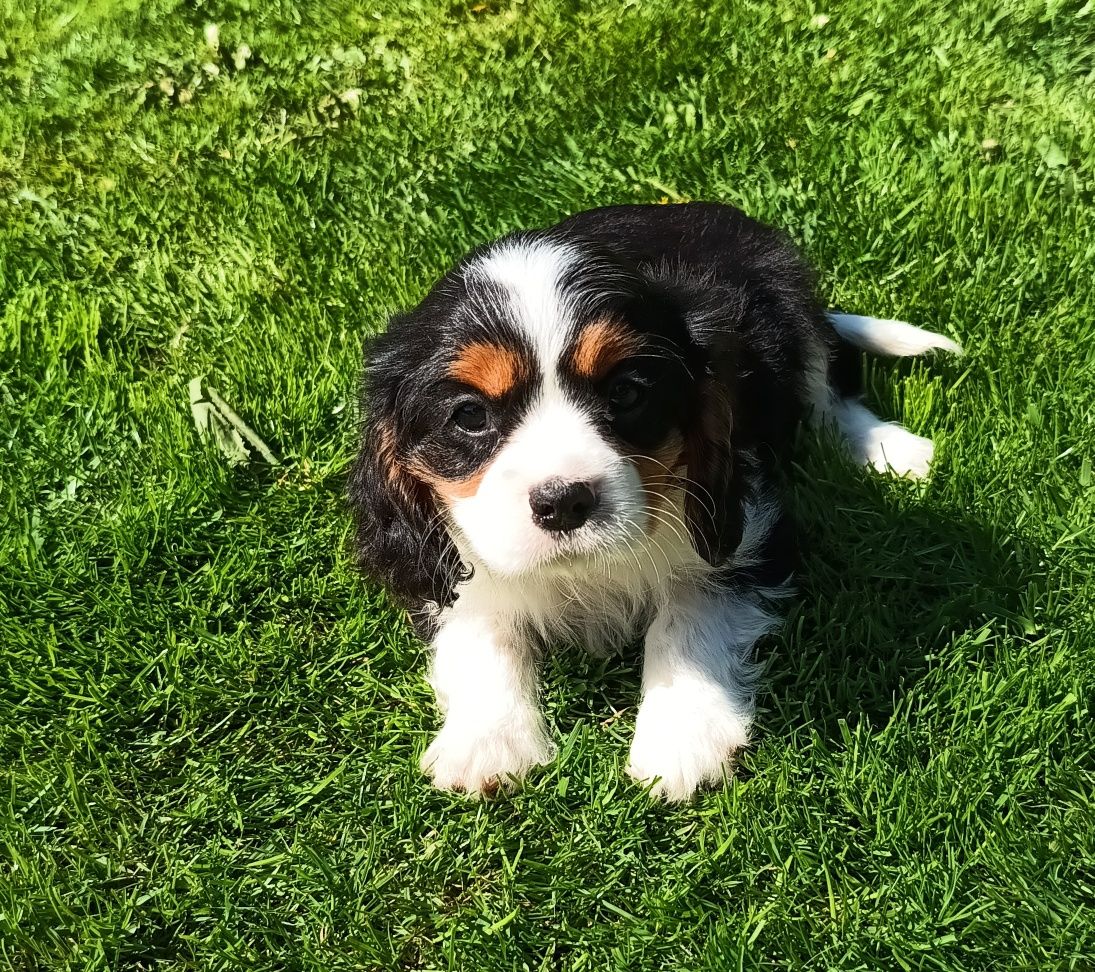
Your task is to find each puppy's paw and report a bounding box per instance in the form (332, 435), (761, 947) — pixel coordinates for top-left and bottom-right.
(421, 713), (555, 796)
(861, 423), (935, 479)
(627, 684), (751, 802)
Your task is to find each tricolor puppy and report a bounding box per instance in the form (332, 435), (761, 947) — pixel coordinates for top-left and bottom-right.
(349, 202), (961, 801)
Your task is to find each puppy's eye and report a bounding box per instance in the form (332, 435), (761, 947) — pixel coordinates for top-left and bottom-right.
(451, 400), (490, 434)
(607, 377), (646, 413)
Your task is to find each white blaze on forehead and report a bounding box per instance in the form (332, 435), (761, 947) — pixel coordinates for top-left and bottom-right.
(454, 238), (655, 578)
(468, 239), (579, 378)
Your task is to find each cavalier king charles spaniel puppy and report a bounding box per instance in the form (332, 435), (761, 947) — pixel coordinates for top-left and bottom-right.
(349, 202), (961, 801)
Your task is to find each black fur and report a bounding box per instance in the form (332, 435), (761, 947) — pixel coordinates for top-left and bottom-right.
(347, 326), (465, 610)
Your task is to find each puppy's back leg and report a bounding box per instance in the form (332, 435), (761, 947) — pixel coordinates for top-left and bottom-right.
(807, 313), (963, 480)
(815, 395), (937, 479)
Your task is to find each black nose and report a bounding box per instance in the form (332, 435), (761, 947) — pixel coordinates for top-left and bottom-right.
(529, 479), (598, 532)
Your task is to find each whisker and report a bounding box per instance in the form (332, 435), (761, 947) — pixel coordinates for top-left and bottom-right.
(638, 521), (678, 581)
(617, 514), (665, 584)
(641, 478), (719, 525)
(636, 499), (690, 549)
(616, 454), (719, 521)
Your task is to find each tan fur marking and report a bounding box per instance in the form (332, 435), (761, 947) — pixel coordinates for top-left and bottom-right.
(377, 423), (397, 474)
(376, 421), (443, 525)
(377, 422), (412, 492)
(449, 343), (523, 399)
(431, 471), (487, 502)
(633, 433), (687, 505)
(571, 318), (641, 380)
(407, 458), (488, 504)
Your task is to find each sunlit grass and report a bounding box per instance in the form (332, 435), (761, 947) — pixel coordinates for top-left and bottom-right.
(2, 0), (1093, 967)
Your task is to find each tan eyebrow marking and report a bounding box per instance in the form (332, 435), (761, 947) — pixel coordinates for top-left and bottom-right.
(448, 342), (525, 399)
(571, 318), (642, 380)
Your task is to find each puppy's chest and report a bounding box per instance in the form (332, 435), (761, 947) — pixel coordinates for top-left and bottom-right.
(528, 575), (664, 654)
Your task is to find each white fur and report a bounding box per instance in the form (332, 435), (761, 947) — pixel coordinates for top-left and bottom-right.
(628, 581), (779, 801)
(448, 394), (648, 576)
(421, 586), (555, 794)
(726, 481), (782, 572)
(627, 494), (786, 801)
(453, 488), (705, 653)
(826, 312), (963, 357)
(805, 313), (960, 480)
(824, 397), (936, 478)
(470, 240), (578, 380)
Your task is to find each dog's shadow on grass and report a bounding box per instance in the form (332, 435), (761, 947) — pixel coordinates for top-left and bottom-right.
(759, 464), (1038, 743)
(547, 461), (1039, 751)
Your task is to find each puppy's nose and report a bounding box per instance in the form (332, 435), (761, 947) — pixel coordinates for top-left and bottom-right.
(529, 478), (598, 532)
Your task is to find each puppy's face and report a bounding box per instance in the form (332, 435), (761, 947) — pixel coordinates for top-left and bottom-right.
(358, 233), (725, 592)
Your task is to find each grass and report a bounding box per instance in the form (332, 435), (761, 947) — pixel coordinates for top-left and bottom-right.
(2, 0), (1094, 967)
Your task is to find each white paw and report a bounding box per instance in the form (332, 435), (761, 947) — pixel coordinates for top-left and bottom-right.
(860, 423), (935, 479)
(824, 398), (937, 480)
(420, 712), (555, 796)
(627, 683), (751, 802)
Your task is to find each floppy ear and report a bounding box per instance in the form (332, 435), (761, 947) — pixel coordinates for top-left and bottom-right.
(347, 336), (463, 616)
(620, 269), (747, 568)
(682, 374), (746, 566)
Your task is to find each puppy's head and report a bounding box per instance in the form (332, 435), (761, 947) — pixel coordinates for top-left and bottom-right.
(349, 232), (742, 607)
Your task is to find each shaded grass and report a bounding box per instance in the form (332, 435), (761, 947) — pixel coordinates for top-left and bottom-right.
(2, 0), (1094, 968)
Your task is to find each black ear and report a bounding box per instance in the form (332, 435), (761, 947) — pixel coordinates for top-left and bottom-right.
(682, 374), (746, 566)
(631, 272), (746, 568)
(347, 334), (463, 614)
(619, 269), (747, 568)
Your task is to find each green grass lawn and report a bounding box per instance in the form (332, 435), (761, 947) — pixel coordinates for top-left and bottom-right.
(3, 0), (1094, 967)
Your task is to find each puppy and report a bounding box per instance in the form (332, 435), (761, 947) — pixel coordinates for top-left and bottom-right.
(348, 202), (961, 801)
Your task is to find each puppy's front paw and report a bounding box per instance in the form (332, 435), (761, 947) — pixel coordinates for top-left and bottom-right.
(627, 683), (751, 802)
(421, 713), (555, 796)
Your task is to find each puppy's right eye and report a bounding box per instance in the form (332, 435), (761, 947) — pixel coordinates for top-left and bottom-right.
(606, 375), (646, 413)
(451, 400), (489, 434)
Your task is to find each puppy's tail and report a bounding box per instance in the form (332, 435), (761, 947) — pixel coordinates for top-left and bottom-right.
(826, 312), (963, 357)
(813, 313), (963, 480)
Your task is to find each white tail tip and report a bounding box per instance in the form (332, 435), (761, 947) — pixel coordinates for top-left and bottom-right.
(827, 313), (963, 357)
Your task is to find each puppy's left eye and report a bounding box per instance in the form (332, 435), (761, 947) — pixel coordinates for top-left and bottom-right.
(451, 400), (490, 434)
(606, 376), (647, 413)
